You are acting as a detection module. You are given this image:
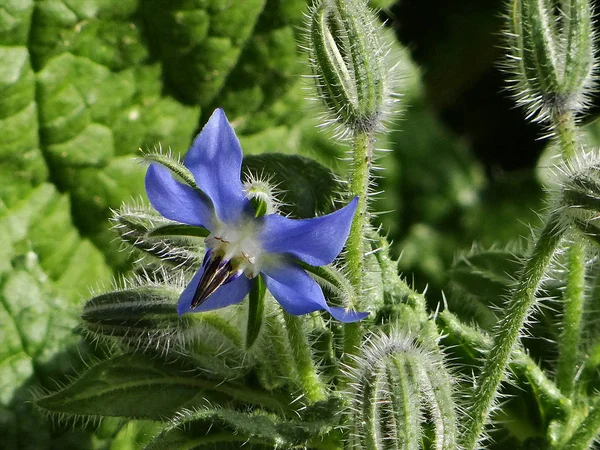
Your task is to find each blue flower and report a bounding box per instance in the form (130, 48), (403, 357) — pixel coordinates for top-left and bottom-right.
(145, 108), (368, 322)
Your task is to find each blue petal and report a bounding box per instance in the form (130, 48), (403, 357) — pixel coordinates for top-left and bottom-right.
(145, 163), (216, 230)
(177, 265), (252, 315)
(259, 197), (358, 266)
(184, 108), (249, 224)
(261, 261), (368, 323)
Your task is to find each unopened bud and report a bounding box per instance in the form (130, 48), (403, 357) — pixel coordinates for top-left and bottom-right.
(560, 158), (600, 244)
(306, 0), (396, 135)
(344, 331), (457, 449)
(506, 0), (595, 122)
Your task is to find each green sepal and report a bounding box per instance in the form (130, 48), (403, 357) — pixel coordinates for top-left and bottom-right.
(148, 223), (210, 239)
(507, 0), (595, 120)
(246, 276), (266, 349)
(112, 204), (204, 270)
(34, 354), (289, 421)
(562, 0), (594, 95)
(81, 285), (187, 343)
(521, 0), (560, 96)
(143, 152), (197, 188)
(145, 397), (343, 450)
(299, 262), (359, 312)
(563, 188), (600, 215)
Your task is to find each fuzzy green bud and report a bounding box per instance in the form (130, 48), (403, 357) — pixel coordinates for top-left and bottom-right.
(306, 0), (395, 135)
(560, 157), (600, 244)
(506, 0), (595, 122)
(243, 173), (282, 216)
(344, 331), (457, 449)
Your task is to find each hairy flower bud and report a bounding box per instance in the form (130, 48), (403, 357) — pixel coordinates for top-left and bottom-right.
(306, 0), (397, 136)
(559, 155), (600, 244)
(344, 331), (457, 449)
(506, 0), (596, 122)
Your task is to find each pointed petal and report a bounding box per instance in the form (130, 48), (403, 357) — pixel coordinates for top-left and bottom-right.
(184, 108), (249, 224)
(145, 163), (216, 230)
(327, 306), (370, 322)
(178, 265), (252, 315)
(262, 262), (368, 323)
(259, 197), (358, 266)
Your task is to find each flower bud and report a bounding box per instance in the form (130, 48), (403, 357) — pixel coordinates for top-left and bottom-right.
(344, 331), (457, 449)
(506, 0), (595, 122)
(243, 172), (282, 216)
(559, 156), (600, 244)
(306, 0), (396, 135)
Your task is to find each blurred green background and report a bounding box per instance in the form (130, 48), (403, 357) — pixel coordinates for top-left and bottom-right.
(2, 0), (600, 447)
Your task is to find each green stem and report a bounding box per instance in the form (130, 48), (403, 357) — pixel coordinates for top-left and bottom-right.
(343, 131), (373, 359)
(553, 111), (578, 160)
(346, 130), (372, 289)
(462, 211), (565, 450)
(283, 312), (326, 402)
(556, 238), (586, 396)
(438, 310), (571, 423)
(561, 397), (600, 450)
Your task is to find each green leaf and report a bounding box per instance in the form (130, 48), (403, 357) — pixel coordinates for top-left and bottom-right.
(145, 398), (342, 450)
(0, 250), (109, 449)
(203, 0), (306, 129)
(34, 353), (291, 421)
(448, 247), (522, 329)
(242, 153), (342, 217)
(141, 0), (267, 105)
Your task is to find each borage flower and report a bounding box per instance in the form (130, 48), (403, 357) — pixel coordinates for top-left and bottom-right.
(145, 108), (368, 322)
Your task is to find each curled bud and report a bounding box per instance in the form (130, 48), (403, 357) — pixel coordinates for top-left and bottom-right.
(505, 0), (596, 123)
(344, 331), (457, 449)
(306, 0), (398, 135)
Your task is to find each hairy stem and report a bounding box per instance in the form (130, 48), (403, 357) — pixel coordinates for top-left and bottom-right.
(553, 111), (578, 160)
(462, 211), (565, 449)
(346, 131), (372, 290)
(438, 310), (571, 423)
(343, 131), (373, 360)
(556, 238), (586, 396)
(283, 312), (326, 402)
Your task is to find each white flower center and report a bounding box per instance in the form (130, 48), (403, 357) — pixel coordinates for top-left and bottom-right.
(205, 219), (264, 278)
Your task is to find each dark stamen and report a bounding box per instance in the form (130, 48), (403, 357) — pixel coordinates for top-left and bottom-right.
(191, 255), (237, 308)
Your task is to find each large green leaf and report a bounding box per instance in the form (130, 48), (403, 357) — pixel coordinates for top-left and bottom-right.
(0, 190), (112, 449)
(34, 353), (293, 420)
